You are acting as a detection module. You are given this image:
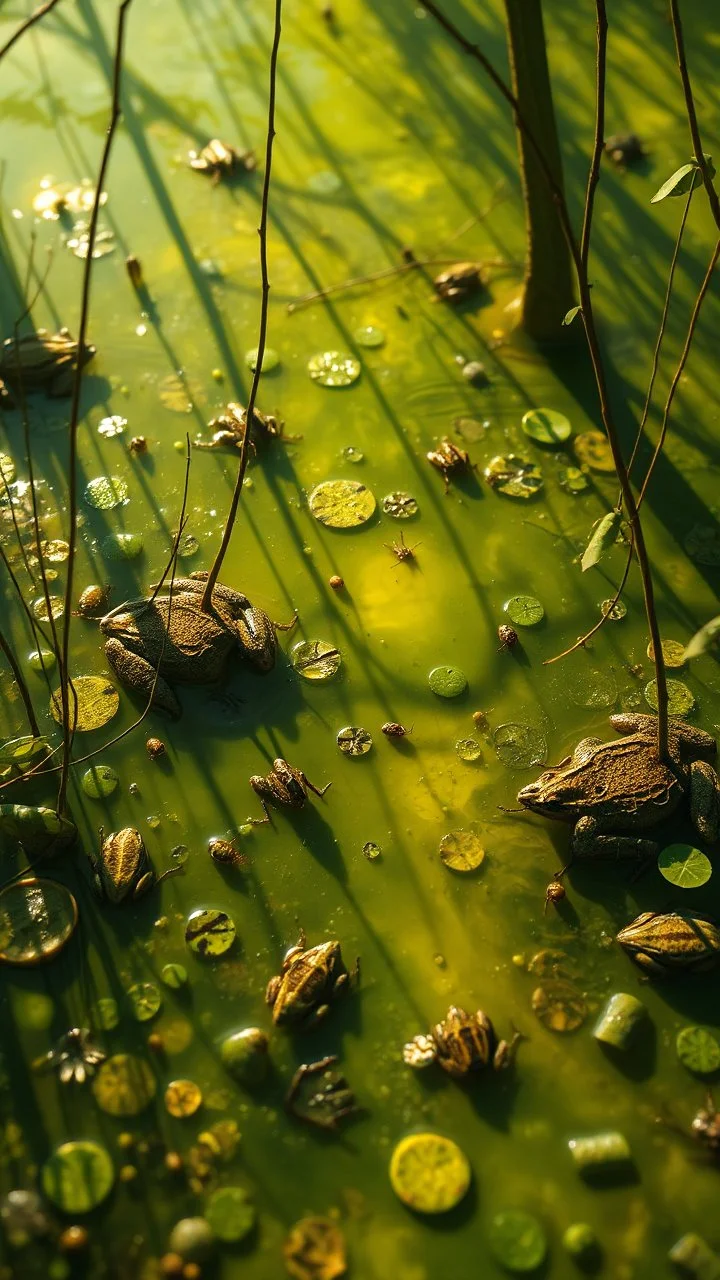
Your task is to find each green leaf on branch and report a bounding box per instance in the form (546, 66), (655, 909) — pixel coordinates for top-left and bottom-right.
(651, 155), (715, 204)
(684, 615), (720, 660)
(581, 511), (622, 572)
(562, 306), (581, 327)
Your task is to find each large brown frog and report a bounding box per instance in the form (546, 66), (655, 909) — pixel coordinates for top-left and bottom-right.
(0, 328), (95, 396)
(99, 571), (294, 718)
(517, 714), (720, 859)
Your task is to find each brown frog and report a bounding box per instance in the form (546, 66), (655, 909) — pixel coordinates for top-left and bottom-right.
(426, 438), (474, 492)
(188, 139), (256, 184)
(91, 826), (181, 903)
(517, 714), (720, 860)
(266, 933), (355, 1029)
(0, 328), (95, 396)
(433, 262), (485, 303)
(403, 1006), (522, 1078)
(100, 572), (295, 718)
(249, 758), (331, 823)
(604, 134), (646, 168)
(193, 401), (298, 453)
(617, 911), (720, 975)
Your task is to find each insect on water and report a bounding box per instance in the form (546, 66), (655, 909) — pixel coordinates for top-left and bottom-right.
(385, 531), (421, 564)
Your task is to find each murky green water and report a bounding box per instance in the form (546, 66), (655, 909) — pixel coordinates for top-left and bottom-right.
(1, 0), (720, 1275)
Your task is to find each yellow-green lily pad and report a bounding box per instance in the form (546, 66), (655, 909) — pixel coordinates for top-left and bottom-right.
(658, 844), (712, 889)
(644, 678), (695, 716)
(521, 407), (571, 446)
(0, 878), (78, 965)
(488, 1210), (548, 1273)
(493, 722), (548, 768)
(206, 1186), (257, 1243)
(573, 430), (615, 473)
(439, 829), (485, 873)
(676, 1026), (720, 1076)
(291, 639), (341, 681)
(92, 1053), (156, 1116)
(41, 1141), (114, 1214)
(127, 981), (163, 1022)
(50, 677), (119, 732)
(647, 639), (686, 669)
(185, 908), (236, 958)
(484, 455), (544, 499)
(309, 479), (376, 529)
(389, 1132), (471, 1214)
(81, 765), (119, 799)
(307, 351), (360, 387)
(83, 476), (128, 509)
(504, 595), (544, 627)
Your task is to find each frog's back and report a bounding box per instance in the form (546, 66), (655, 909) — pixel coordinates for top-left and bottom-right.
(566, 735), (683, 825)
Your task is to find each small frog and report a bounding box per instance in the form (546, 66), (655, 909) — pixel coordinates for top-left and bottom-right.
(193, 401), (298, 453)
(91, 826), (181, 903)
(403, 1005), (522, 1079)
(0, 328), (95, 397)
(265, 933), (355, 1028)
(188, 139), (256, 184)
(616, 911), (720, 975)
(517, 714), (720, 860)
(249, 758), (331, 823)
(433, 262), (485, 303)
(604, 134), (646, 168)
(426, 437), (474, 493)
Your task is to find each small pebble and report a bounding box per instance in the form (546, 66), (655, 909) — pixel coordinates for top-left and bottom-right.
(58, 1226), (89, 1253)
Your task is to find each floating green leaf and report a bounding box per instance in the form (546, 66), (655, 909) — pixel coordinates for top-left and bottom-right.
(438, 829), (485, 872)
(676, 1025), (720, 1076)
(658, 843), (711, 889)
(83, 476), (128, 510)
(0, 736), (51, 784)
(0, 805), (76, 855)
(0, 878), (78, 965)
(685, 616), (720, 660)
(488, 1210), (548, 1273)
(428, 665), (467, 697)
(484, 455), (544, 499)
(521, 408), (571, 446)
(562, 306), (581, 327)
(573, 431), (615, 473)
(307, 351), (360, 387)
(41, 1141), (114, 1214)
(644, 678), (695, 716)
(493, 723), (547, 769)
(389, 1132), (471, 1214)
(81, 765), (119, 799)
(206, 1186), (257, 1243)
(291, 639), (341, 681)
(581, 510), (622, 572)
(50, 676), (119, 731)
(504, 595), (544, 627)
(92, 1053), (156, 1116)
(309, 479), (376, 529)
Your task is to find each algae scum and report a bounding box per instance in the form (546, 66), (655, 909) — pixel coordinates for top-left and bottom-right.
(0, 0), (720, 1276)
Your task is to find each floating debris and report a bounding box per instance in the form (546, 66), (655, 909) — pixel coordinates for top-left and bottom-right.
(50, 676), (119, 731)
(488, 1210), (548, 1273)
(557, 464), (590, 494)
(504, 595), (544, 627)
(521, 407), (571, 445)
(83, 475), (128, 509)
(285, 1054), (362, 1131)
(41, 1141), (115, 1213)
(43, 538), (69, 562)
(92, 1053), (156, 1116)
(283, 1216), (347, 1280)
(34, 1027), (105, 1084)
(402, 1034), (437, 1069)
(593, 993), (647, 1050)
(531, 980), (588, 1032)
(0, 878), (78, 965)
(309, 478), (375, 528)
(77, 584), (111, 616)
(363, 841), (381, 860)
(389, 1132), (471, 1214)
(438, 829), (485, 872)
(66, 221), (116, 259)
(382, 721), (410, 738)
(433, 261), (484, 303)
(341, 444), (364, 463)
(291, 639), (341, 680)
(644, 677), (695, 716)
(426, 438), (473, 491)
(485, 454), (544, 499)
(98, 414), (127, 438)
(600, 597), (627, 620)
(189, 138), (255, 181)
(428, 665), (467, 697)
(0, 452), (16, 484)
(185, 908), (236, 957)
(33, 594), (64, 621)
(129, 435), (147, 455)
(336, 726), (373, 756)
(568, 1131), (632, 1178)
(307, 351), (361, 387)
(0, 1190), (50, 1246)
(573, 430), (615, 472)
(382, 491), (419, 519)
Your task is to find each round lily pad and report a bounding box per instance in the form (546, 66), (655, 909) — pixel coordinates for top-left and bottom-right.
(28, 648), (56, 674)
(337, 726), (373, 756)
(244, 346), (279, 373)
(389, 1132), (471, 1214)
(41, 1141), (114, 1214)
(600, 598), (627, 621)
(101, 532), (144, 560)
(83, 476), (128, 509)
(291, 639), (341, 681)
(309, 479), (376, 528)
(0, 878), (78, 966)
(382, 491), (419, 519)
(161, 963), (188, 989)
(504, 595), (544, 627)
(488, 1210), (548, 1273)
(484, 455), (544, 499)
(568, 669), (618, 710)
(439, 829), (485, 872)
(521, 408), (571, 446)
(647, 639), (686, 669)
(532, 980), (588, 1032)
(185, 908), (236, 957)
(658, 844), (712, 889)
(558, 465), (590, 494)
(493, 723), (548, 768)
(43, 539), (70, 563)
(33, 595), (64, 621)
(354, 324), (385, 349)
(165, 1079), (202, 1118)
(307, 351), (360, 387)
(127, 982), (163, 1022)
(284, 1217), (346, 1280)
(206, 1186), (256, 1243)
(644, 678), (695, 716)
(0, 453), (16, 484)
(574, 431), (615, 472)
(676, 1026), (720, 1076)
(455, 738), (483, 762)
(220, 1028), (270, 1086)
(92, 1053), (156, 1116)
(428, 665), (467, 698)
(81, 765), (119, 799)
(50, 677), (119, 732)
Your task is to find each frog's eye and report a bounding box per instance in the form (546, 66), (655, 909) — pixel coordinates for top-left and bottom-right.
(593, 784), (608, 798)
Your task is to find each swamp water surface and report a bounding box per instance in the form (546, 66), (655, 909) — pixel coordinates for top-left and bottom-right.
(0, 0), (719, 1276)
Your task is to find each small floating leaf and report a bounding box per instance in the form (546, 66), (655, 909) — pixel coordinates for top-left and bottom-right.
(206, 1186), (256, 1244)
(581, 510), (622, 571)
(389, 1132), (471, 1215)
(455, 737), (483, 762)
(644, 678), (695, 716)
(0, 735), (51, 783)
(291, 639), (341, 681)
(381, 491), (418, 519)
(493, 723), (547, 769)
(658, 844), (711, 889)
(83, 475), (128, 509)
(484, 454), (544, 499)
(647, 638), (686, 668)
(438, 829), (485, 873)
(600, 598), (627, 621)
(127, 982), (163, 1022)
(0, 878), (78, 965)
(0, 807), (76, 856)
(81, 765), (119, 799)
(353, 325), (385, 348)
(284, 1216), (347, 1280)
(521, 407), (571, 445)
(101, 532), (144, 560)
(685, 616), (720, 660)
(33, 594), (64, 621)
(28, 648), (56, 674)
(573, 430), (615, 473)
(41, 1141), (114, 1214)
(557, 464), (590, 494)
(676, 1025), (720, 1076)
(562, 306), (581, 327)
(309, 479), (376, 529)
(185, 908), (236, 957)
(245, 346), (280, 373)
(504, 595), (544, 627)
(336, 726), (373, 756)
(98, 414), (126, 437)
(428, 665), (467, 697)
(532, 980), (588, 1032)
(488, 1210), (548, 1273)
(307, 351), (360, 387)
(50, 677), (119, 731)
(164, 1078), (203, 1118)
(43, 539), (69, 563)
(92, 1053), (156, 1116)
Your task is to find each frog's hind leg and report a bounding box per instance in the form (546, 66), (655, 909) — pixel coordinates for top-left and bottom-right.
(302, 773), (331, 799)
(691, 761), (720, 843)
(571, 816), (659, 861)
(104, 639), (181, 719)
(272, 612), (298, 633)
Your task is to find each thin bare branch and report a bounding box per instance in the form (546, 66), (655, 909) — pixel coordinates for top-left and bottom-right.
(0, 0), (63, 65)
(0, 622), (39, 736)
(543, 536), (634, 665)
(579, 1), (607, 270)
(668, 0), (720, 231)
(202, 0), (282, 611)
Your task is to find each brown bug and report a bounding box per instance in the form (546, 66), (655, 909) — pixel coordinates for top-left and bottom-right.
(76, 584), (111, 618)
(385, 531), (421, 563)
(382, 722), (411, 738)
(208, 837), (248, 870)
(497, 624), (519, 651)
(145, 737), (166, 761)
(426, 438), (474, 493)
(328, 575), (344, 590)
(543, 881), (566, 914)
(129, 436), (147, 455)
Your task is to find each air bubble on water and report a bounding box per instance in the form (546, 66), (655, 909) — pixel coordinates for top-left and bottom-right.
(342, 446), (364, 464)
(147, 815), (161, 830)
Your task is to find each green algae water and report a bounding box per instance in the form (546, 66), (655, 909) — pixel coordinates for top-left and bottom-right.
(0, 0), (720, 1275)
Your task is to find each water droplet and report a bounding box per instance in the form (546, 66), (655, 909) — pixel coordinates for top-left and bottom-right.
(455, 737), (483, 762)
(341, 445), (364, 464)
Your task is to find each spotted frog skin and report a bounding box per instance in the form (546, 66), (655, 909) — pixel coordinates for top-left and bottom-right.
(617, 911), (720, 975)
(249, 758), (331, 823)
(432, 1006), (520, 1078)
(91, 826), (180, 903)
(100, 572), (294, 718)
(265, 934), (354, 1029)
(517, 714), (720, 859)
(0, 328), (95, 396)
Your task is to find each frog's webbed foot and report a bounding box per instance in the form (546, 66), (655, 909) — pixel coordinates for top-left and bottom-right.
(691, 761), (720, 843)
(303, 774), (331, 799)
(104, 639), (181, 719)
(571, 816), (659, 861)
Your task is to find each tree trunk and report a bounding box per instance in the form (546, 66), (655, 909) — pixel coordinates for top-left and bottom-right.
(503, 0), (576, 340)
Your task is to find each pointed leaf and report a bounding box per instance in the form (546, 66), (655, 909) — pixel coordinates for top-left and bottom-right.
(684, 615), (720, 660)
(651, 162), (699, 203)
(562, 306), (581, 327)
(581, 510), (622, 572)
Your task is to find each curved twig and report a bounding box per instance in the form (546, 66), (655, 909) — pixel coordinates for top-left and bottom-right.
(0, 0), (63, 65)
